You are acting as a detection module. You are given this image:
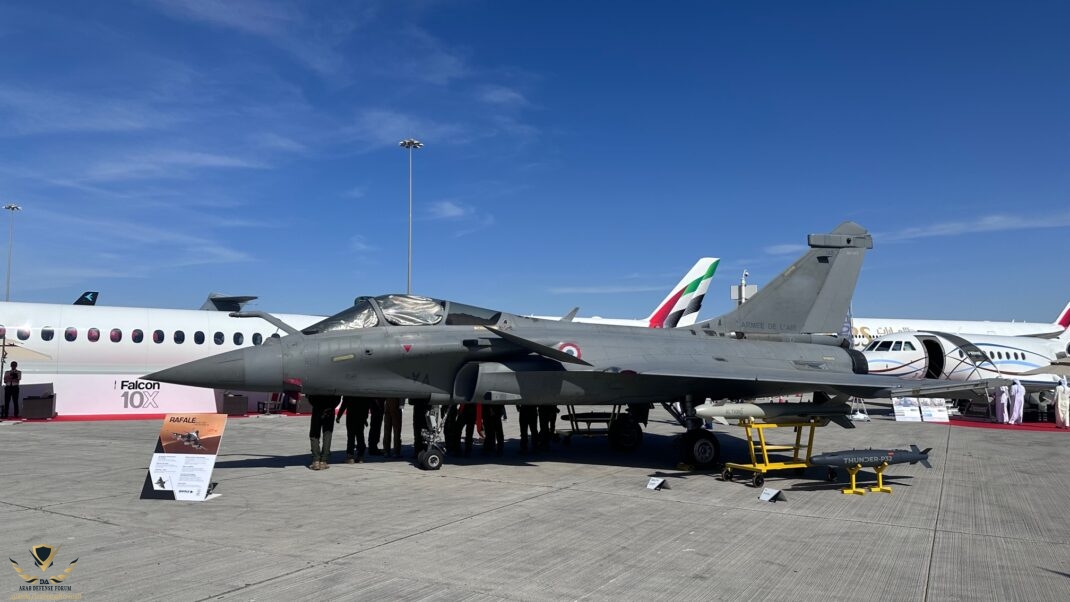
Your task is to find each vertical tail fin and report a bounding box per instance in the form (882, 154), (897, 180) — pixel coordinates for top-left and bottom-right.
(1054, 301), (1070, 330)
(73, 291), (98, 306)
(704, 222), (873, 337)
(645, 258), (720, 328)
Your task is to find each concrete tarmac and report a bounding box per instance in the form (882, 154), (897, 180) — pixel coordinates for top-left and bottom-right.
(1, 403), (1068, 601)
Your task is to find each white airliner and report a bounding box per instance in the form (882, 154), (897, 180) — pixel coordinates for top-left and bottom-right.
(532, 258), (720, 328)
(847, 301), (1070, 351)
(0, 262), (718, 418)
(0, 302), (325, 417)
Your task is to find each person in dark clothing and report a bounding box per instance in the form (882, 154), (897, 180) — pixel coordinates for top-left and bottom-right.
(482, 405), (506, 456)
(336, 397), (370, 463)
(459, 403), (477, 456)
(307, 394), (340, 470)
(366, 398), (385, 455)
(444, 404), (462, 455)
(538, 405), (559, 450)
(517, 404), (540, 453)
(3, 361), (21, 419)
(411, 399), (430, 456)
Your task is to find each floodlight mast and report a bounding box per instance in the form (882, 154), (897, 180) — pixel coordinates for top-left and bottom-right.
(398, 139), (423, 295)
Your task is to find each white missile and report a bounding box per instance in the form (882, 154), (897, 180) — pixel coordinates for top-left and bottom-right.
(695, 401), (855, 428)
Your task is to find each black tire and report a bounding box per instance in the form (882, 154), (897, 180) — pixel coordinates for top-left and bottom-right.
(423, 449), (444, 471)
(680, 430), (720, 468)
(417, 450), (428, 467)
(752, 473), (765, 488)
(608, 415), (643, 452)
(721, 468), (733, 482)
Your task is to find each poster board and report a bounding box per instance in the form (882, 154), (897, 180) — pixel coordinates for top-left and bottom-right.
(893, 397), (922, 422)
(140, 413), (226, 501)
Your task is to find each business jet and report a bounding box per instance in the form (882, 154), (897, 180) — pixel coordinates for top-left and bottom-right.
(862, 330), (1064, 383)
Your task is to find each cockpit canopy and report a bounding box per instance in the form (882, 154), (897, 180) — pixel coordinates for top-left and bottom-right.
(301, 295), (502, 335)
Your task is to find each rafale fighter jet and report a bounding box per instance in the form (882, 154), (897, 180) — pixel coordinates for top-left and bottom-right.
(147, 222), (999, 470)
(173, 430), (206, 450)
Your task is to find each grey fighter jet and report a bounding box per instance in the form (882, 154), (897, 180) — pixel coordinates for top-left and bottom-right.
(146, 222), (999, 470)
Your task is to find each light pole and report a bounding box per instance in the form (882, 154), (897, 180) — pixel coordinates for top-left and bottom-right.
(3, 204), (21, 302)
(398, 138), (423, 295)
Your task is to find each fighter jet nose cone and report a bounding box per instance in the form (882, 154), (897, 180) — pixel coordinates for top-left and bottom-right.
(145, 351), (247, 389)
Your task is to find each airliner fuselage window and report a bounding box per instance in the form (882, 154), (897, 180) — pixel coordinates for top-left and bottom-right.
(174, 330), (185, 344)
(153, 330), (165, 344)
(17, 327), (29, 341)
(214, 332), (224, 345)
(194, 331), (205, 345)
(234, 332), (244, 345)
(88, 328), (100, 342)
(110, 328), (122, 343)
(132, 329), (144, 343)
(41, 327), (54, 341)
(252, 333), (263, 345)
(65, 327), (77, 342)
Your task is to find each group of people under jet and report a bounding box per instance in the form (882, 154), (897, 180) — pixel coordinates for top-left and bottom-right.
(991, 378), (1070, 428)
(303, 394), (561, 470)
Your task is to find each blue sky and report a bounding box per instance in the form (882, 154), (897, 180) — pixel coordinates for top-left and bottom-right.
(0, 1), (1067, 322)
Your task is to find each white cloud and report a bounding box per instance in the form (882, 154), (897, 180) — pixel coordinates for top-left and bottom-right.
(350, 235), (376, 253)
(0, 87), (180, 135)
(427, 200), (470, 219)
(251, 132), (307, 152)
(345, 109), (468, 149)
(764, 243), (808, 255)
(147, 0), (365, 75)
(478, 84), (529, 107)
(85, 150), (267, 181)
(549, 285), (667, 295)
(879, 212), (1070, 242)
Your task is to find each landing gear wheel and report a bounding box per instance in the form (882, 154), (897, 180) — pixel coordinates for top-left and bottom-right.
(680, 430), (720, 468)
(417, 450), (428, 466)
(752, 473), (765, 488)
(826, 468), (838, 482)
(721, 468), (733, 482)
(608, 415), (643, 452)
(422, 448), (444, 471)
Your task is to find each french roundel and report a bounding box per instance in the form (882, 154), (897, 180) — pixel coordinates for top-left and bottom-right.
(556, 342), (582, 359)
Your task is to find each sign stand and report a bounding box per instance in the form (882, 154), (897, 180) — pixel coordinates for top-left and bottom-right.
(140, 413), (227, 501)
(759, 487), (786, 502)
(646, 477), (670, 491)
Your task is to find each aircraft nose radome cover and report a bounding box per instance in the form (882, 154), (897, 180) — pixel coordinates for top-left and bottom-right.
(146, 348), (250, 389)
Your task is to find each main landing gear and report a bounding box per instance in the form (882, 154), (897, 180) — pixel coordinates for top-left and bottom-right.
(663, 400), (721, 468)
(418, 405), (447, 471)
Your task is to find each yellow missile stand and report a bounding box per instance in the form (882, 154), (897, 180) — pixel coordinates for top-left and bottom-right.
(720, 418), (822, 488)
(839, 461), (893, 495)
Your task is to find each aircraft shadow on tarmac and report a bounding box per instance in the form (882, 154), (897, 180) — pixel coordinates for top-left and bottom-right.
(213, 428), (755, 472)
